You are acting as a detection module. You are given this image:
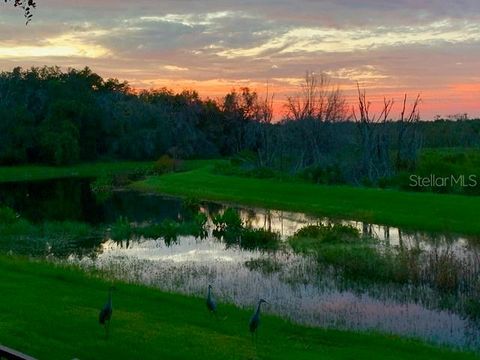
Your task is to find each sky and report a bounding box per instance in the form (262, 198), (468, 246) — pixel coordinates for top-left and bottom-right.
(0, 0), (479, 119)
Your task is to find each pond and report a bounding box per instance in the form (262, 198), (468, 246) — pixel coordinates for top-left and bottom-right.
(0, 178), (479, 351)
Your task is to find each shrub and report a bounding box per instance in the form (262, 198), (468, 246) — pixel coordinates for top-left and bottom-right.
(230, 150), (257, 166)
(186, 213), (208, 239)
(41, 221), (92, 240)
(318, 244), (394, 282)
(0, 218), (36, 237)
(301, 165), (344, 185)
(90, 174), (114, 202)
(212, 162), (243, 176)
(135, 215), (208, 244)
(153, 155), (175, 175)
(212, 208), (243, 232)
(181, 197), (202, 220)
(110, 216), (133, 241)
(465, 298), (480, 320)
(91, 174), (113, 192)
(388, 149), (480, 195)
(292, 224), (360, 244)
(156, 219), (181, 246)
(240, 228), (280, 251)
(193, 212), (208, 228)
(0, 207), (19, 224)
(0, 207), (37, 237)
(245, 167), (277, 179)
(425, 250), (462, 292)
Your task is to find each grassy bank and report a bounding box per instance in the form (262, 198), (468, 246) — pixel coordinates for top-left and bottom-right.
(133, 162), (480, 235)
(3, 159), (480, 235)
(0, 256), (475, 360)
(0, 161), (153, 183)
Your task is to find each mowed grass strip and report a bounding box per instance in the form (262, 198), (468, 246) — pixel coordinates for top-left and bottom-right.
(133, 163), (480, 235)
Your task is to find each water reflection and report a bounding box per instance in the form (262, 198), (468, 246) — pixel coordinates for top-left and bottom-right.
(1, 178), (480, 350)
(0, 178), (183, 224)
(75, 236), (480, 350)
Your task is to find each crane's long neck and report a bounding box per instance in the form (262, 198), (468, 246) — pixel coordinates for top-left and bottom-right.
(207, 287), (211, 299)
(108, 290), (113, 305)
(255, 301), (263, 315)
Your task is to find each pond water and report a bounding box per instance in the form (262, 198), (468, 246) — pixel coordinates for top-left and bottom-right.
(0, 178), (479, 351)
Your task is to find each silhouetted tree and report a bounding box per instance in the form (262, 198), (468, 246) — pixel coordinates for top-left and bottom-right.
(4, 0), (36, 24)
(286, 71), (348, 122)
(353, 84), (423, 183)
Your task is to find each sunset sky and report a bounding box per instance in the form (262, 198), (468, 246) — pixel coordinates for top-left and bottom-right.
(1, 0), (479, 119)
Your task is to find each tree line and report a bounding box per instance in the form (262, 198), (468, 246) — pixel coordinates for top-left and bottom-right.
(0, 66), (479, 184)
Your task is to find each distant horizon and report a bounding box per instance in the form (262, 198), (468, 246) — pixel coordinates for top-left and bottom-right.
(1, 0), (479, 119)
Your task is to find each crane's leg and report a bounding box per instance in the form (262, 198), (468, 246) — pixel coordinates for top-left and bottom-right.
(105, 320), (110, 339)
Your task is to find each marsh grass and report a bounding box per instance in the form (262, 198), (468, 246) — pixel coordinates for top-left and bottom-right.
(289, 224), (480, 300)
(0, 206), (94, 240)
(244, 257), (282, 274)
(41, 221), (93, 240)
(0, 206), (98, 257)
(239, 228), (281, 251)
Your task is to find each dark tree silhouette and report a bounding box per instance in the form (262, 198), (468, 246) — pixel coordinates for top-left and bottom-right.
(4, 0), (36, 24)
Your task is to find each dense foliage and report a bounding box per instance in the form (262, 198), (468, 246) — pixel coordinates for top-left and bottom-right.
(1, 66), (479, 185)
(0, 67), (230, 164)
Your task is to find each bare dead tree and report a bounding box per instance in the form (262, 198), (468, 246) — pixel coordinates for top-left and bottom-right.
(285, 71), (348, 122)
(353, 85), (422, 183)
(353, 84), (395, 182)
(396, 94), (422, 170)
(257, 82), (275, 167)
(260, 82), (274, 124)
(284, 71), (350, 169)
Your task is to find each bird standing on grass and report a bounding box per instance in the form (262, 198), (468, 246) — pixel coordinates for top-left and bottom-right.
(206, 284), (217, 314)
(249, 299), (268, 341)
(99, 286), (115, 338)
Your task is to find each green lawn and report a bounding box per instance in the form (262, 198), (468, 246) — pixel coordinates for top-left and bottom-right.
(0, 256), (475, 360)
(133, 162), (480, 235)
(0, 161), (153, 183)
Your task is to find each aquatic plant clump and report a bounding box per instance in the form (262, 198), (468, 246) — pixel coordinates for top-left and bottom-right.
(292, 224), (361, 243)
(211, 208), (281, 250)
(109, 213), (208, 245)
